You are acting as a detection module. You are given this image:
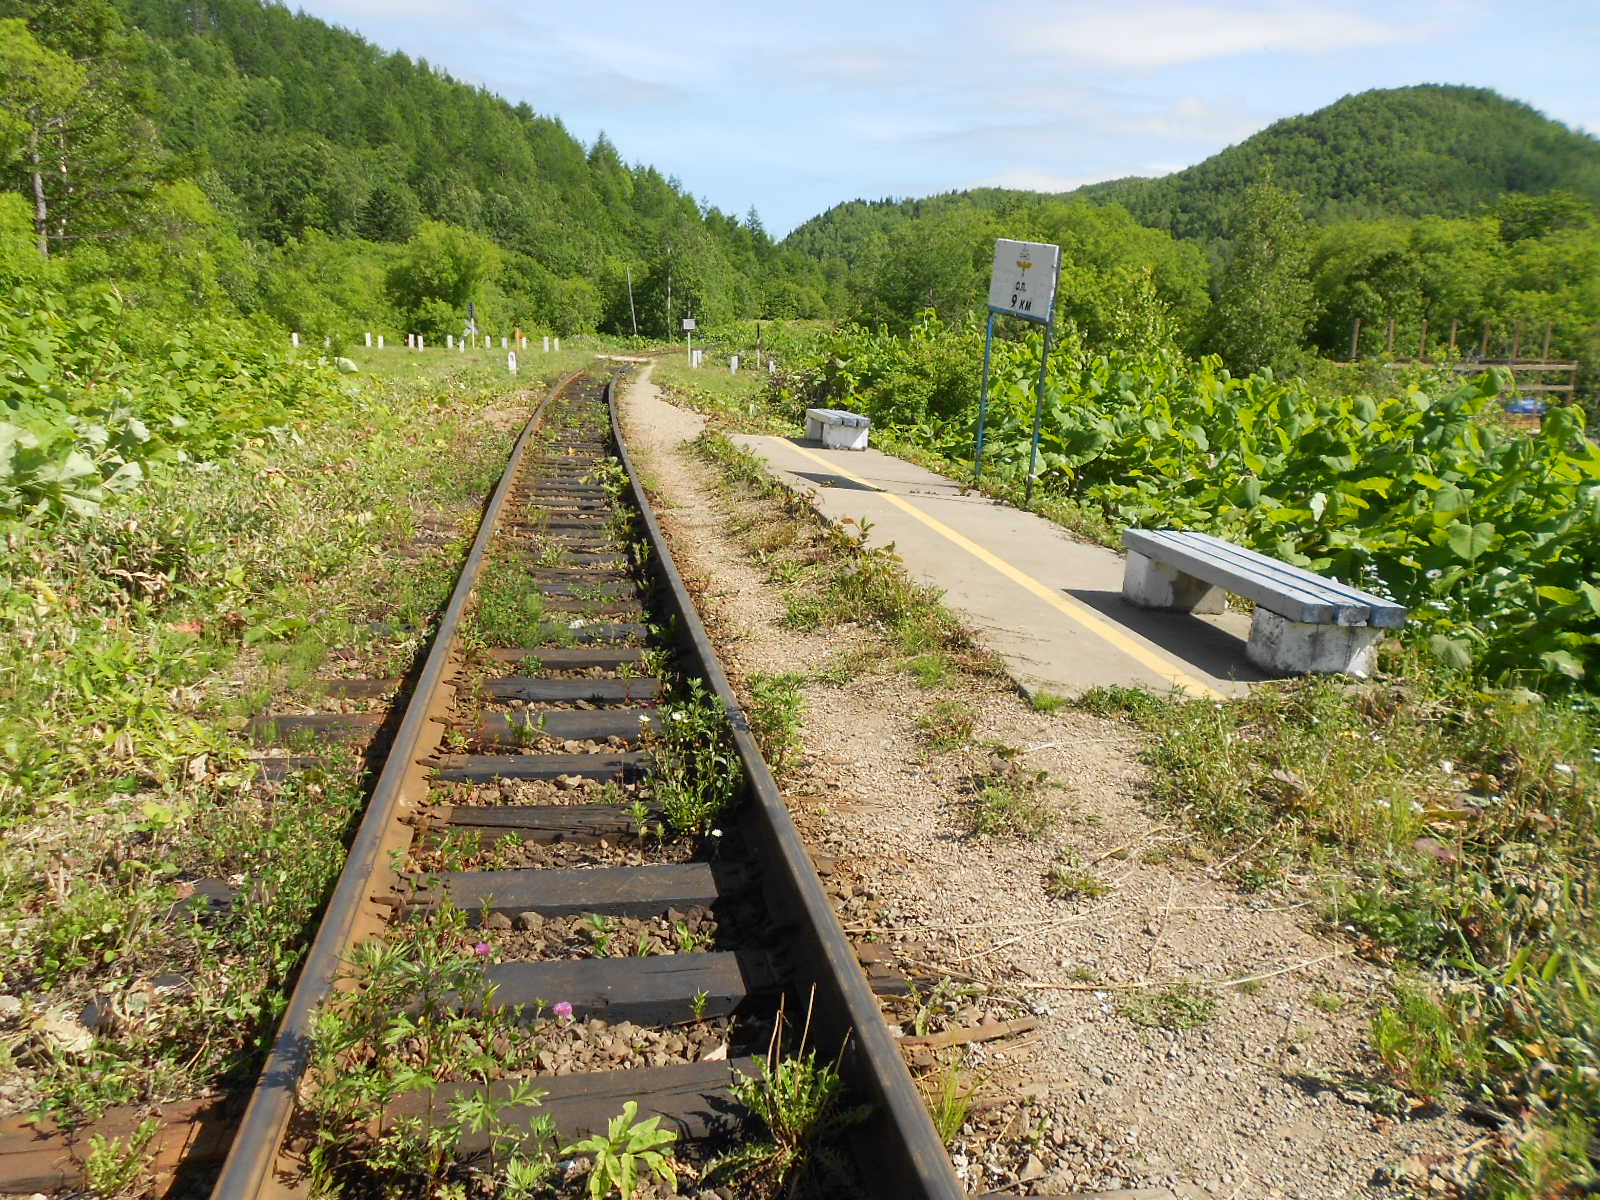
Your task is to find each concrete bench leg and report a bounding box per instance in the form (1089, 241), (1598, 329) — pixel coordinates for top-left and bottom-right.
(1246, 608), (1385, 677)
(1122, 551), (1226, 614)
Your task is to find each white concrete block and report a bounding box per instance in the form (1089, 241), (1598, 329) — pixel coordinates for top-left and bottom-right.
(1122, 551), (1225, 614)
(823, 423), (868, 450)
(1246, 608), (1385, 677)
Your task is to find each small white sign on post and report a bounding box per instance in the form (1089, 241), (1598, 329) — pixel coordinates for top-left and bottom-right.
(987, 239), (1060, 324)
(681, 318), (696, 331)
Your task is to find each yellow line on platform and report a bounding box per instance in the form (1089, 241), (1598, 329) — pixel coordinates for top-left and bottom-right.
(781, 442), (1225, 700)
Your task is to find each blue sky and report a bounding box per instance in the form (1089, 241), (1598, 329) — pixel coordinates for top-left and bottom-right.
(292, 0), (1600, 236)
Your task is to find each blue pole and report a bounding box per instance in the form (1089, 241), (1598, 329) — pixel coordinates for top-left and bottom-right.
(974, 311), (997, 486)
(1025, 319), (1053, 507)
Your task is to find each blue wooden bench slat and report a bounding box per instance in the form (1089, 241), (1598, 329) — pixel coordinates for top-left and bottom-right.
(805, 408), (870, 427)
(1142, 531), (1400, 625)
(1123, 529), (1407, 628)
(1170, 532), (1408, 625)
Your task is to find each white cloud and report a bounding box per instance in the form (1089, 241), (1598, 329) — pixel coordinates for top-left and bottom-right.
(1018, 1), (1429, 70)
(1103, 95), (1266, 144)
(298, 0), (500, 24)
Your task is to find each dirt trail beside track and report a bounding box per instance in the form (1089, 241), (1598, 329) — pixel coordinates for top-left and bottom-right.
(622, 366), (1476, 1199)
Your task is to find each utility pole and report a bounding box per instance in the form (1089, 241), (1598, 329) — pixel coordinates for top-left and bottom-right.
(665, 246), (673, 341)
(625, 265), (638, 337)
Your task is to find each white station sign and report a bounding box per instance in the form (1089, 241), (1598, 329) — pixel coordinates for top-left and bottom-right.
(988, 239), (1060, 323)
(681, 317), (697, 331)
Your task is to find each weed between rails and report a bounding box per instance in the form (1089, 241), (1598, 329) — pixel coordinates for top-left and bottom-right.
(644, 678), (743, 836)
(305, 905), (560, 1198)
(1078, 662), (1600, 1197)
(304, 907), (867, 1199)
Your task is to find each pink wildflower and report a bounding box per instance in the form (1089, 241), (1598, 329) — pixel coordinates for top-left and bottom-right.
(553, 1000), (574, 1020)
(473, 942), (492, 957)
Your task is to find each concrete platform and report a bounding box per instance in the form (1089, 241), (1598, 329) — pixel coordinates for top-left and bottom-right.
(729, 434), (1272, 700)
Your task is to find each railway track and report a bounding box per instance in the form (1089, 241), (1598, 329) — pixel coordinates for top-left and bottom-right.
(205, 369), (965, 1198)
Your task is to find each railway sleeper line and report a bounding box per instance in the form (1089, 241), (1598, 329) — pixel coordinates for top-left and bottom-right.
(198, 370), (969, 1199)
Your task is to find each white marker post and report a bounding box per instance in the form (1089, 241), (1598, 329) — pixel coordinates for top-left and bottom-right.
(682, 316), (696, 365)
(975, 238), (1061, 505)
(730, 354), (739, 374)
(543, 336), (550, 353)
(377, 335), (385, 349)
(365, 332), (372, 348)
(507, 351), (517, 374)
(447, 334), (454, 349)
(554, 337), (560, 352)
(291, 332), (299, 348)
(501, 336), (508, 349)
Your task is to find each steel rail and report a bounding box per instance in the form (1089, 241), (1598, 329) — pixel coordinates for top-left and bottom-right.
(605, 376), (967, 1199)
(210, 373), (575, 1200)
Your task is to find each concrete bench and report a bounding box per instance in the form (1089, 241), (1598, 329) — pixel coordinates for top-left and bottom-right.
(1122, 529), (1407, 677)
(804, 407), (871, 451)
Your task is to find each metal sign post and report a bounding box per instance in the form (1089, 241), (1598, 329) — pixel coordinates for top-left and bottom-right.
(975, 239), (1060, 504)
(682, 316), (696, 365)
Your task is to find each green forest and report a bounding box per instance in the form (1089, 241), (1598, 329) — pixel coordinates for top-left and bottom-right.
(0, 0), (836, 343)
(3, 0), (1598, 382)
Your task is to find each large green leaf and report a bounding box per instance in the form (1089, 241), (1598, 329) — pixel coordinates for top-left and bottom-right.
(1446, 521), (1496, 561)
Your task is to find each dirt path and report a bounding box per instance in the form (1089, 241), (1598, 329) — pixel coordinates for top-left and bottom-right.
(620, 368), (1473, 1199)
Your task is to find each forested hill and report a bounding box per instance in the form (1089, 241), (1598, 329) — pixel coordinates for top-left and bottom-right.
(1082, 86), (1600, 241)
(786, 86), (1600, 255)
(1, 0), (835, 337)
